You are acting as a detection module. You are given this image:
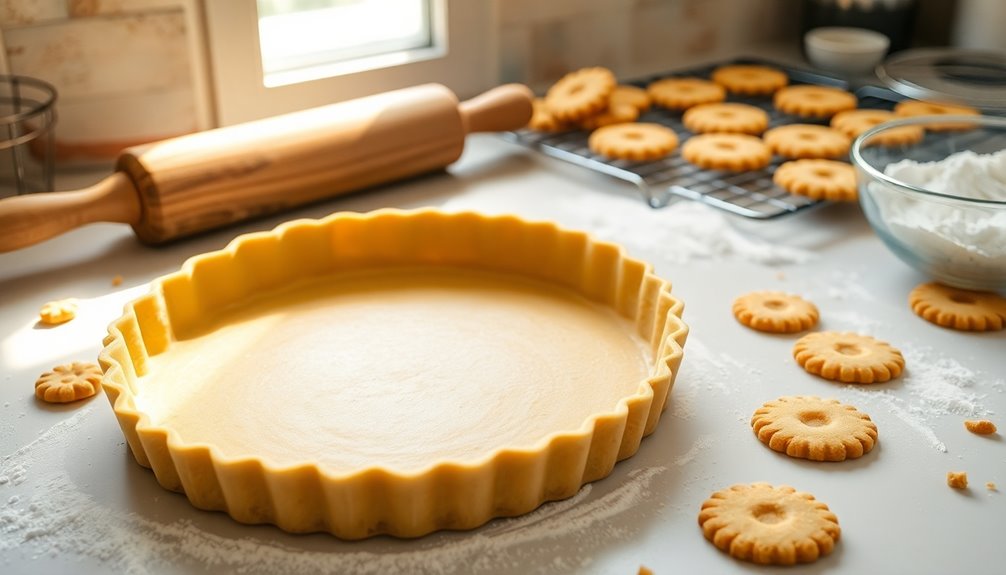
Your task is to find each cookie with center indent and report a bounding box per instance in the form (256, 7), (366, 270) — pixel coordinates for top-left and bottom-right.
(682, 133), (771, 171)
(763, 124), (851, 159)
(711, 65), (789, 96)
(683, 103), (769, 135)
(35, 362), (102, 403)
(545, 67), (617, 123)
(751, 396), (878, 461)
(648, 77), (726, 110)
(774, 85), (857, 118)
(894, 99), (979, 131)
(830, 109), (923, 146)
(698, 483), (840, 565)
(588, 122), (679, 161)
(908, 282), (1006, 331)
(773, 159), (857, 202)
(792, 331), (905, 384)
(733, 291), (819, 333)
(610, 85), (651, 113)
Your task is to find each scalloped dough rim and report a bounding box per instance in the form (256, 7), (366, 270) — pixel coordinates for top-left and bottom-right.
(98, 208), (688, 539)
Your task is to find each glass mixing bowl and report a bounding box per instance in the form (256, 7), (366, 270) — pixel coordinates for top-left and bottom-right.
(852, 114), (1006, 292)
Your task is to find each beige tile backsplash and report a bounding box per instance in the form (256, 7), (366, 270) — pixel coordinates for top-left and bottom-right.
(0, 0), (795, 163)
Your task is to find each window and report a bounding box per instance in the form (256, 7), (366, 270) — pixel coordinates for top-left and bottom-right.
(203, 0), (495, 126)
(257, 0), (435, 87)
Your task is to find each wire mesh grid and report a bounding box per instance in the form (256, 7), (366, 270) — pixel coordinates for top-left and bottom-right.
(505, 60), (889, 219)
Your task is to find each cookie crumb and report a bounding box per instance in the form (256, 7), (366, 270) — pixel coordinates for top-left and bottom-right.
(987, 482), (998, 492)
(111, 274), (124, 287)
(39, 298), (78, 325)
(638, 566), (654, 575)
(964, 419), (997, 435)
(947, 471), (968, 489)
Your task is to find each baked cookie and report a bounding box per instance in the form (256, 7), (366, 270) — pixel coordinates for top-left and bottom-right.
(751, 396), (878, 462)
(545, 67), (617, 123)
(711, 65), (789, 96)
(732, 291), (819, 333)
(894, 99), (980, 131)
(528, 98), (568, 132)
(773, 159), (857, 202)
(774, 85), (857, 118)
(610, 85), (651, 113)
(648, 77), (726, 110)
(830, 109), (924, 146)
(793, 331), (905, 384)
(588, 122), (679, 161)
(908, 282), (1006, 331)
(763, 124), (851, 159)
(683, 103), (769, 135)
(579, 102), (640, 130)
(35, 362), (102, 403)
(682, 133), (771, 171)
(39, 298), (78, 325)
(698, 483), (840, 565)
(964, 419), (997, 435)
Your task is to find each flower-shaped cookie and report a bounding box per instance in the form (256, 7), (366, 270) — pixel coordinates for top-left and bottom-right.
(751, 396), (878, 461)
(39, 298), (78, 325)
(733, 291), (819, 333)
(698, 483), (840, 565)
(35, 362), (102, 403)
(793, 331), (904, 383)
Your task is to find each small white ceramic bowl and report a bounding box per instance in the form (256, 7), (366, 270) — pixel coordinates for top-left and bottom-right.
(805, 27), (890, 77)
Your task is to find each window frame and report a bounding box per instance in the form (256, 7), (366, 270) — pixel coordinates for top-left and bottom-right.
(202, 0), (497, 126)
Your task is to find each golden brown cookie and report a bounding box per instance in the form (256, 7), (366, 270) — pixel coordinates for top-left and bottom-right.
(711, 65), (789, 96)
(647, 77), (726, 110)
(38, 298), (78, 325)
(751, 396), (878, 462)
(763, 124), (851, 159)
(773, 159), (857, 202)
(793, 331), (905, 384)
(947, 472), (968, 489)
(681, 133), (771, 171)
(611, 85), (651, 113)
(964, 419), (997, 435)
(830, 109), (924, 146)
(698, 483), (840, 565)
(35, 362), (102, 403)
(579, 102), (640, 130)
(588, 122), (679, 161)
(733, 291), (819, 333)
(683, 103), (769, 135)
(908, 282), (1006, 332)
(774, 85), (857, 118)
(894, 99), (980, 131)
(527, 98), (568, 132)
(545, 67), (617, 123)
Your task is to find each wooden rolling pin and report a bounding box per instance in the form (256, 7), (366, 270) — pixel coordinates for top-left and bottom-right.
(0, 83), (533, 252)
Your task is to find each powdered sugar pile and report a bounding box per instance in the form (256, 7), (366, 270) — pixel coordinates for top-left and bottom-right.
(843, 345), (997, 453)
(1, 408), (666, 574)
(870, 149), (1006, 284)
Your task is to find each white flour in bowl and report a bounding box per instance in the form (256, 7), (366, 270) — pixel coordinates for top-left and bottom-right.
(870, 149), (1006, 285)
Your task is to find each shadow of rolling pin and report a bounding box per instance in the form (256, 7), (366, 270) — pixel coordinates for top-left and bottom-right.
(0, 83), (533, 253)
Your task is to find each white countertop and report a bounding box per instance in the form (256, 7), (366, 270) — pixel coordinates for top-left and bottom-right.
(1, 133), (1004, 575)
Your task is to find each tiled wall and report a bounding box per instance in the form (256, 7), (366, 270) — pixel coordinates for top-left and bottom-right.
(0, 0), (211, 163)
(495, 0), (797, 92)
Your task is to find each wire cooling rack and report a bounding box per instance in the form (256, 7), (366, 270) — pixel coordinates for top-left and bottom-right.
(504, 59), (897, 219)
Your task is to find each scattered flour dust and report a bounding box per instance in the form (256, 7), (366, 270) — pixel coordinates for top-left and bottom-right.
(441, 189), (813, 266)
(1, 409), (667, 575)
(843, 345), (998, 453)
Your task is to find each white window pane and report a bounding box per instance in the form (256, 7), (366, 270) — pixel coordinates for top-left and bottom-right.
(257, 0), (431, 86)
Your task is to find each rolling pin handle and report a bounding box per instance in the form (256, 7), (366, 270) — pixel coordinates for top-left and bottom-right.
(459, 84), (534, 134)
(0, 172), (141, 253)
